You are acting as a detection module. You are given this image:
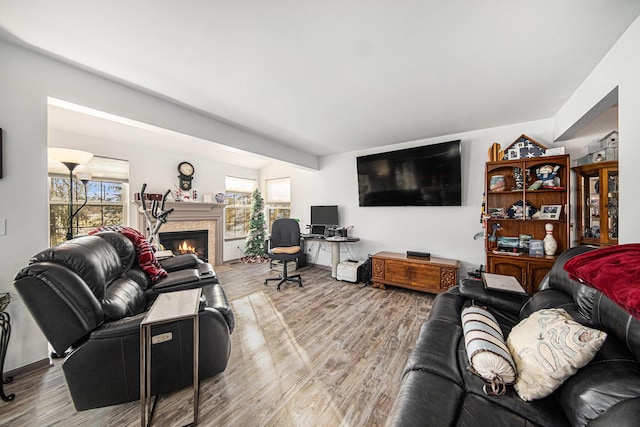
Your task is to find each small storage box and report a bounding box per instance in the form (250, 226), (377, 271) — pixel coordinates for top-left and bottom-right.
(573, 155), (592, 167)
(337, 260), (364, 283)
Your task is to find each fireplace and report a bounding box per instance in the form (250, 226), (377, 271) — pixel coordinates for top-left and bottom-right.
(159, 230), (209, 262)
(136, 201), (225, 265)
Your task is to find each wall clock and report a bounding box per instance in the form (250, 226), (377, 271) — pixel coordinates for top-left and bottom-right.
(178, 161), (194, 190)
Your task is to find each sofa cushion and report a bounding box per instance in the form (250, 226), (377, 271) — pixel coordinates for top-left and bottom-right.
(30, 235), (122, 299)
(461, 306), (516, 395)
(90, 226), (167, 285)
(557, 359), (640, 426)
(94, 231), (136, 272)
(564, 243), (640, 319)
(101, 277), (146, 321)
(507, 308), (607, 401)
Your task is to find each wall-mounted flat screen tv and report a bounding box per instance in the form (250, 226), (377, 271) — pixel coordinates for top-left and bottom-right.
(356, 140), (462, 206)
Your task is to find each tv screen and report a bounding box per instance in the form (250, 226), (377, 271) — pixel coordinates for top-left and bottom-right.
(311, 205), (339, 225)
(356, 140), (462, 206)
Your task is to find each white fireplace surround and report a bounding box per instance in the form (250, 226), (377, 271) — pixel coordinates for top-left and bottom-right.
(135, 201), (225, 265)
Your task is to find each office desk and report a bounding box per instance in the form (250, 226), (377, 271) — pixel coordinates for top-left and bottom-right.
(302, 236), (360, 278)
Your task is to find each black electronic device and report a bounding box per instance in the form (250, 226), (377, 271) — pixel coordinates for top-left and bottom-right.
(310, 224), (326, 236)
(311, 205), (339, 226)
(407, 250), (430, 258)
(356, 140), (462, 206)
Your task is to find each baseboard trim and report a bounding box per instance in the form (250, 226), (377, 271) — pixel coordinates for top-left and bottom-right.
(5, 358), (52, 379)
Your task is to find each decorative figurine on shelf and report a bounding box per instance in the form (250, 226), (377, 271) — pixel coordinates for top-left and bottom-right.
(543, 223), (558, 255)
(513, 167), (531, 190)
(174, 186), (183, 202)
(528, 164), (561, 190)
(488, 223), (502, 243)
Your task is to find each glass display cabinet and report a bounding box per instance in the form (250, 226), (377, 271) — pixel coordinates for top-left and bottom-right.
(572, 160), (619, 247)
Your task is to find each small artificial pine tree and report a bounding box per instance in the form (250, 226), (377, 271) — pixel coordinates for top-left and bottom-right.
(244, 188), (267, 261)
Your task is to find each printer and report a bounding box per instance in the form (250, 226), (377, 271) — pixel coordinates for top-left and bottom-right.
(336, 260), (365, 283)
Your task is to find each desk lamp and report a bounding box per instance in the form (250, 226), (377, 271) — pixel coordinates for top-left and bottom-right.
(48, 148), (94, 240)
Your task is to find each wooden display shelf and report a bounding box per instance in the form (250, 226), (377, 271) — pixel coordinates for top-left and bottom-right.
(484, 154), (570, 292)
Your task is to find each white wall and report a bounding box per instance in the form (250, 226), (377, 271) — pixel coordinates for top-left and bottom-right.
(1, 15), (639, 373)
(555, 15), (640, 243)
(48, 128), (259, 262)
(262, 119), (575, 276)
(0, 38), (313, 371)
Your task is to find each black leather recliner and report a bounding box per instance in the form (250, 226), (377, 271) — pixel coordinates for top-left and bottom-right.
(13, 232), (235, 410)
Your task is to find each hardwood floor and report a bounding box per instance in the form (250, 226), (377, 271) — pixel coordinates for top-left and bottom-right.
(0, 262), (434, 426)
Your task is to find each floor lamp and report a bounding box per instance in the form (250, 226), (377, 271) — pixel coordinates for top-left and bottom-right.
(48, 148), (94, 240)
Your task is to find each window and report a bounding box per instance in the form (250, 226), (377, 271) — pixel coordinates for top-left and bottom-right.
(48, 156), (129, 246)
(225, 176), (257, 239)
(265, 177), (291, 232)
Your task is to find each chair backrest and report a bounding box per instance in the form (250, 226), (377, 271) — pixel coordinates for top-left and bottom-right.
(270, 218), (301, 248)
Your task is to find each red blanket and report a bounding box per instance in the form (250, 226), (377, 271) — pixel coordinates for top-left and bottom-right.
(564, 244), (640, 319)
(89, 226), (167, 285)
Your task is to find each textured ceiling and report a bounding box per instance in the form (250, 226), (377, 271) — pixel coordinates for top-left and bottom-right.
(2, 1), (639, 160)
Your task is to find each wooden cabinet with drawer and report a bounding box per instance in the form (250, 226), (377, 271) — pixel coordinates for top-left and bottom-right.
(371, 251), (460, 294)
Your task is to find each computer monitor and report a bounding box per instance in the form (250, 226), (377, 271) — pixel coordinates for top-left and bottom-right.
(311, 205), (339, 226)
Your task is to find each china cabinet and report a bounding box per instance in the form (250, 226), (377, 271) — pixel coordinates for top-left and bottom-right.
(572, 161), (619, 247)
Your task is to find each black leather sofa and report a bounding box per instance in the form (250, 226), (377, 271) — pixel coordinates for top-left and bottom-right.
(14, 232), (235, 410)
(386, 246), (640, 426)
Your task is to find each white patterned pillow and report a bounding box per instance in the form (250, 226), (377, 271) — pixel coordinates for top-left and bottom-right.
(506, 308), (607, 401)
(461, 306), (516, 395)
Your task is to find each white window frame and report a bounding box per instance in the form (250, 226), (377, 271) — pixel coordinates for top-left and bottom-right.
(224, 176), (258, 239)
(265, 177), (291, 232)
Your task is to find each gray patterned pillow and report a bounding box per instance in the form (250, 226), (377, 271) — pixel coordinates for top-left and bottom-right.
(506, 308), (607, 401)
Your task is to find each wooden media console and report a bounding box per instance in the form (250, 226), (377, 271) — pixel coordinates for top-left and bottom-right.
(371, 251), (460, 294)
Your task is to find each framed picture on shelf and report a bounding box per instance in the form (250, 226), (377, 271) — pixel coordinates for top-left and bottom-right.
(489, 175), (506, 191)
(540, 204), (562, 220)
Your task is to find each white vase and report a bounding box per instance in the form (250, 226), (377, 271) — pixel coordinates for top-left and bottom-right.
(543, 223), (558, 255)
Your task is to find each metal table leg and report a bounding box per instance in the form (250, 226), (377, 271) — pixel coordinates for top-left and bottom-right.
(0, 312), (15, 402)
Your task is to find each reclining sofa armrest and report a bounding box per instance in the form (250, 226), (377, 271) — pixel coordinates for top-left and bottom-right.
(159, 254), (200, 272)
(459, 279), (528, 314)
(203, 284), (235, 334)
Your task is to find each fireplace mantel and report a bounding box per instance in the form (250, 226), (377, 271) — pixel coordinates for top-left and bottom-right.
(135, 201), (226, 265)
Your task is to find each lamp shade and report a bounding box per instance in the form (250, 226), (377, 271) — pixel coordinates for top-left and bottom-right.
(48, 148), (94, 165)
(76, 171), (93, 182)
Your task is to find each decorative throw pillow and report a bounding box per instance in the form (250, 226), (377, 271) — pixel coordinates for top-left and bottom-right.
(461, 306), (517, 395)
(563, 243), (640, 319)
(506, 308), (607, 401)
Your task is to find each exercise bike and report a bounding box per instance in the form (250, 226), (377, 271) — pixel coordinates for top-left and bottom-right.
(139, 184), (174, 254)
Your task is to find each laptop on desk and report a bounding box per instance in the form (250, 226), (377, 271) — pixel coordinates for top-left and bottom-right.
(302, 224), (326, 239)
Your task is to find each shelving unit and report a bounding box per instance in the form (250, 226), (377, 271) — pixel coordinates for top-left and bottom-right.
(484, 154), (570, 293)
(572, 160), (619, 247)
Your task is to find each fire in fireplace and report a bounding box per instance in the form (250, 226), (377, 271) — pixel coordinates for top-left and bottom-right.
(159, 230), (208, 262)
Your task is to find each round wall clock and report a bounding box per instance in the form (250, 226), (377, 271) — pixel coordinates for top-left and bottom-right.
(178, 161), (194, 190)
(178, 162), (194, 177)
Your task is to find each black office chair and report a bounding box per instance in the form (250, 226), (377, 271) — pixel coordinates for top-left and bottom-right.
(265, 218), (303, 291)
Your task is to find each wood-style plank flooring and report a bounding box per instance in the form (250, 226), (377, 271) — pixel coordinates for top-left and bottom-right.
(0, 262), (434, 426)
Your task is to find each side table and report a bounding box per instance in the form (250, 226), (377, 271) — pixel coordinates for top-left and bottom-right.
(1, 292), (15, 402)
(140, 288), (201, 426)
